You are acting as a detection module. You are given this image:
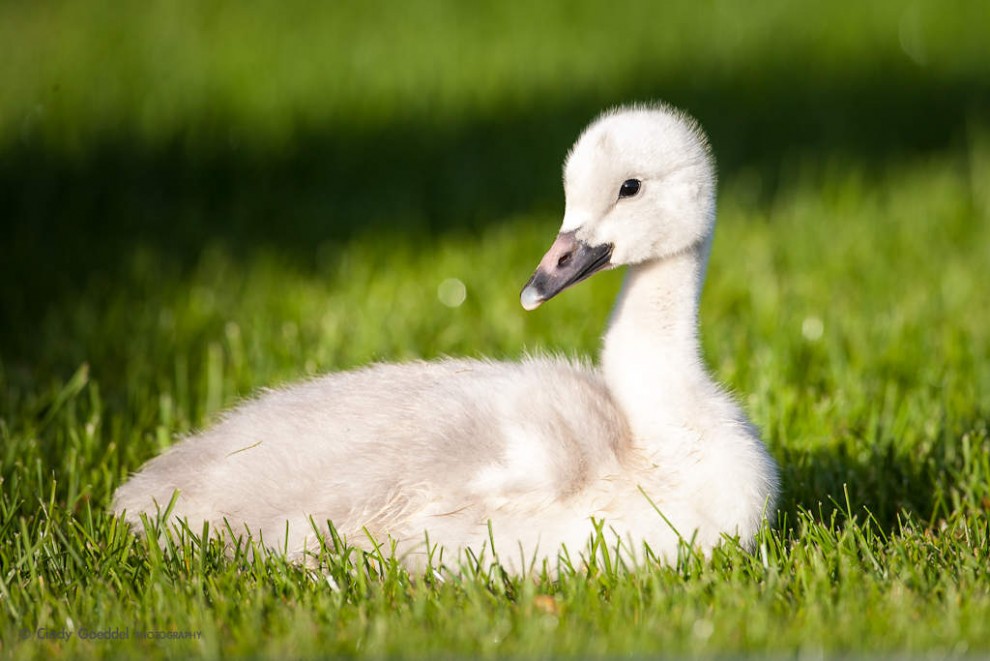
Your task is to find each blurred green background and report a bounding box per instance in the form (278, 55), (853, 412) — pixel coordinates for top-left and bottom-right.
(4, 2), (987, 331)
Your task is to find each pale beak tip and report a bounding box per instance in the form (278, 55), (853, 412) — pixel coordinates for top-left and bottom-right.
(520, 285), (544, 311)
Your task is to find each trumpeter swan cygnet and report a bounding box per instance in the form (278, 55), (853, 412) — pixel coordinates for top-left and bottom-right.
(113, 102), (779, 572)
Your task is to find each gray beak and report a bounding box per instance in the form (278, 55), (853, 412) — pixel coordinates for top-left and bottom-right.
(520, 231), (613, 310)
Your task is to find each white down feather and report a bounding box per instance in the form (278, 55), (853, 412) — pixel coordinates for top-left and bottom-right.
(113, 102), (780, 572)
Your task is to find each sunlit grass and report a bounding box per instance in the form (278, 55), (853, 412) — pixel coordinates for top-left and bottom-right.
(4, 147), (989, 657)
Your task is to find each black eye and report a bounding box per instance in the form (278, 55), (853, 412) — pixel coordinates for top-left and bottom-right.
(619, 179), (641, 198)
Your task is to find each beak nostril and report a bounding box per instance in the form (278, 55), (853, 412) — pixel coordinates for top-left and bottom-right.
(557, 252), (573, 268)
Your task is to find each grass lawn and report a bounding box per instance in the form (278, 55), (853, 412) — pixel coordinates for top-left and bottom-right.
(1, 1), (989, 658)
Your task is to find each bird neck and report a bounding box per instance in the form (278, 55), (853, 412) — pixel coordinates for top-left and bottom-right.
(600, 239), (714, 442)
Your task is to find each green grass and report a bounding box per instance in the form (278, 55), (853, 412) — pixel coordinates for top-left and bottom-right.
(2, 1), (990, 658)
